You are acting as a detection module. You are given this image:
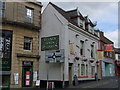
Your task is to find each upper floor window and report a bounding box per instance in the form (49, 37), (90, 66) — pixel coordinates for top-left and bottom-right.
(91, 45), (94, 58)
(25, 7), (33, 23)
(80, 41), (84, 55)
(24, 37), (32, 51)
(0, 2), (5, 17)
(110, 52), (112, 57)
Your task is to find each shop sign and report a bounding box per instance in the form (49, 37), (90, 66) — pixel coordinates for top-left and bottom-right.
(41, 35), (59, 51)
(23, 61), (33, 66)
(0, 58), (11, 71)
(45, 49), (64, 63)
(104, 44), (114, 51)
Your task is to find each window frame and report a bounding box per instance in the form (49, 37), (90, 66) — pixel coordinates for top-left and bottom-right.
(25, 7), (33, 23)
(80, 40), (84, 56)
(91, 44), (94, 58)
(24, 37), (32, 51)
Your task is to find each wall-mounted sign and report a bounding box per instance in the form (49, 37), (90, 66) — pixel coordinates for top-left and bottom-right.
(14, 73), (19, 85)
(45, 49), (64, 63)
(0, 58), (11, 71)
(69, 43), (75, 55)
(36, 80), (40, 86)
(41, 35), (59, 51)
(33, 71), (37, 81)
(0, 30), (12, 71)
(104, 44), (114, 51)
(23, 61), (33, 66)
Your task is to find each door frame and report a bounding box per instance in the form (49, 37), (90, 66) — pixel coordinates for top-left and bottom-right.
(22, 61), (33, 87)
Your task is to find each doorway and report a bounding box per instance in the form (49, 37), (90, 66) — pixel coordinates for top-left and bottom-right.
(69, 63), (73, 85)
(22, 61), (33, 87)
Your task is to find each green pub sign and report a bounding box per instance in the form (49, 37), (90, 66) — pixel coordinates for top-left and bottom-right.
(41, 35), (59, 51)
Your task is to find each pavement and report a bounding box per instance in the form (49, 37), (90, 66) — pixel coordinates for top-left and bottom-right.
(68, 76), (119, 88)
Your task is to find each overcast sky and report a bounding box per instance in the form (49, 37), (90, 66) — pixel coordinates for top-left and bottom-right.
(41, 1), (118, 48)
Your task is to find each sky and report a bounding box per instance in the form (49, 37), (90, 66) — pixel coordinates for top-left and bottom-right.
(40, 1), (119, 48)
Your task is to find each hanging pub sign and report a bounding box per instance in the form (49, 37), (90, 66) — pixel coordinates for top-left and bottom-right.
(41, 35), (59, 51)
(104, 44), (114, 51)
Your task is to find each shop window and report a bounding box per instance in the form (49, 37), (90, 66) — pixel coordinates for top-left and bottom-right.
(86, 64), (88, 76)
(25, 7), (33, 23)
(78, 64), (80, 76)
(24, 37), (32, 51)
(91, 66), (95, 76)
(110, 52), (112, 57)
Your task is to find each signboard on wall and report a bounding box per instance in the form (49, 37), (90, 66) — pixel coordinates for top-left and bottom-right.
(104, 44), (114, 51)
(0, 30), (12, 71)
(69, 43), (75, 55)
(0, 58), (11, 71)
(45, 49), (64, 63)
(41, 35), (59, 51)
(14, 73), (19, 85)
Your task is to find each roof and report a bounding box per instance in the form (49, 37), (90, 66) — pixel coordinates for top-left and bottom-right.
(97, 30), (113, 44)
(85, 16), (96, 27)
(49, 2), (98, 37)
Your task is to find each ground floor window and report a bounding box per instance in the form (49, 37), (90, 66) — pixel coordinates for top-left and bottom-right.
(91, 66), (95, 76)
(78, 64), (80, 76)
(81, 64), (85, 76)
(86, 64), (88, 76)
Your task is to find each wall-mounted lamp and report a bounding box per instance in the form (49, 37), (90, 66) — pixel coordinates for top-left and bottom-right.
(75, 34), (79, 38)
(92, 42), (95, 44)
(85, 39), (88, 41)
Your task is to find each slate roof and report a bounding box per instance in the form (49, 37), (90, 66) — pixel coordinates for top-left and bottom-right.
(95, 30), (113, 44)
(49, 2), (98, 37)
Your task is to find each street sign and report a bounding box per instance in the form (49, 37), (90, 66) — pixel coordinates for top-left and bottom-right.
(45, 49), (64, 63)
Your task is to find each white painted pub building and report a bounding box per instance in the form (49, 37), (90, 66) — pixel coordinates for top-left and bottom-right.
(39, 2), (100, 88)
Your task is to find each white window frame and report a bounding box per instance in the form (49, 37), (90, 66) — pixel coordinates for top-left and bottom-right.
(26, 7), (33, 23)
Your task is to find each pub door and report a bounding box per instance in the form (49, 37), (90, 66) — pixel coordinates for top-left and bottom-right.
(22, 66), (33, 87)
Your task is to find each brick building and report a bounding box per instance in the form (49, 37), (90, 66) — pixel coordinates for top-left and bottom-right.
(96, 30), (115, 78)
(0, 2), (42, 88)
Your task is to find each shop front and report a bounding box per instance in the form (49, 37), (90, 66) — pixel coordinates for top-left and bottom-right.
(115, 61), (120, 76)
(0, 30), (12, 89)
